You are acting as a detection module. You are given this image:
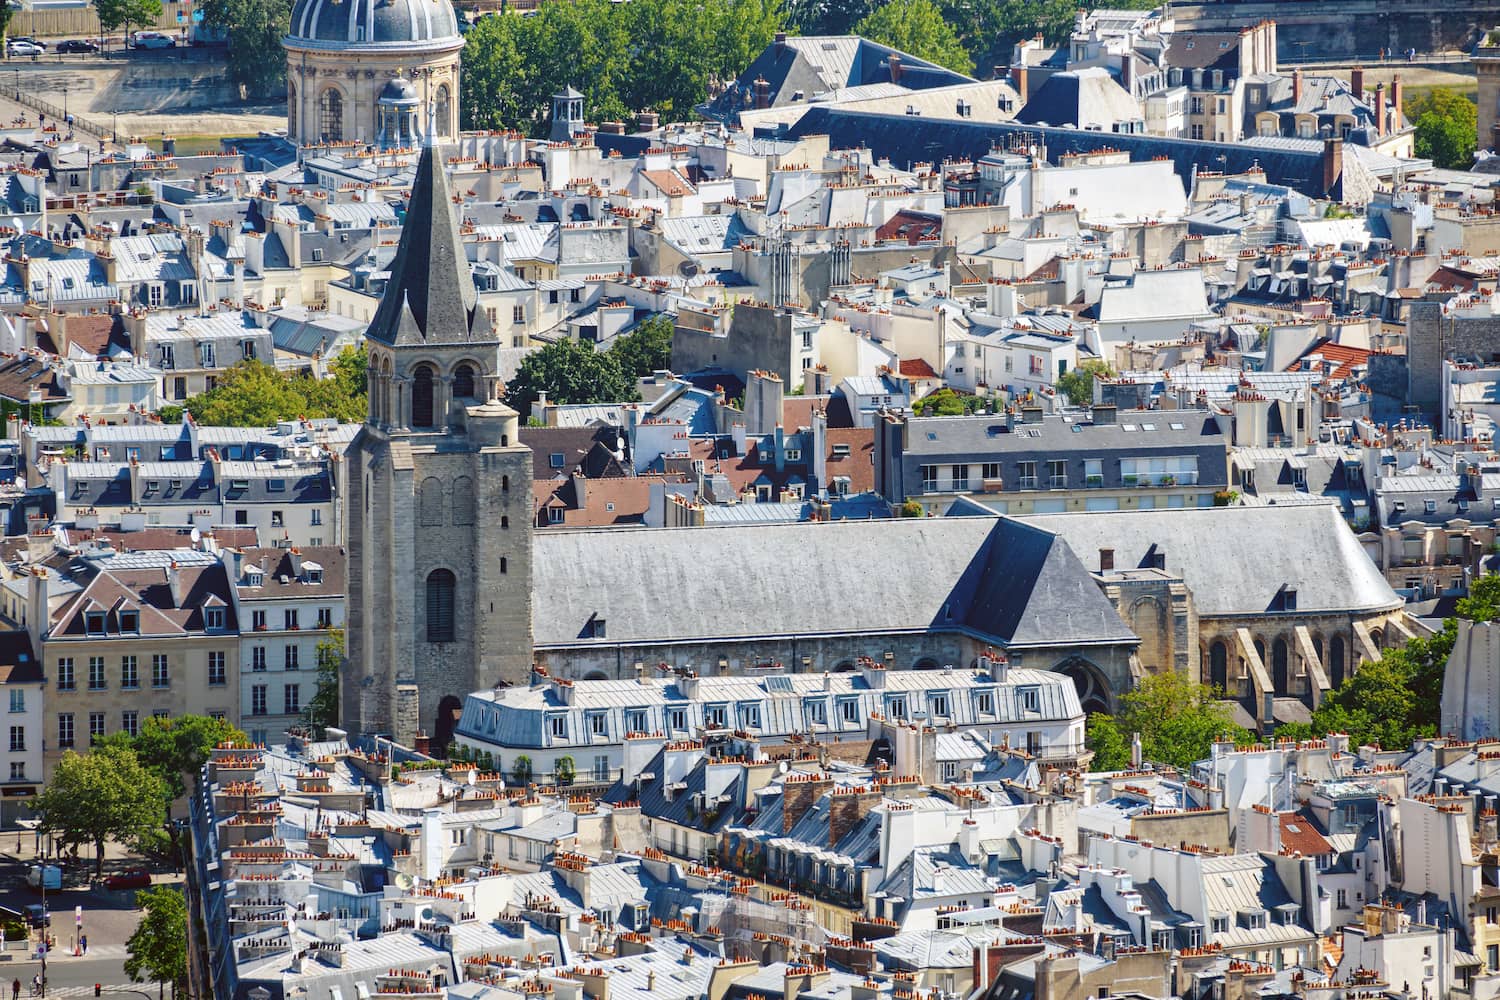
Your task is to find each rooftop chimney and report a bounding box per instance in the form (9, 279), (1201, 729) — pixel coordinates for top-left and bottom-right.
(1391, 74), (1404, 124)
(1373, 83), (1386, 137)
(1091, 403), (1117, 425)
(888, 54), (902, 85)
(1349, 65), (1364, 101)
(1292, 67), (1303, 105)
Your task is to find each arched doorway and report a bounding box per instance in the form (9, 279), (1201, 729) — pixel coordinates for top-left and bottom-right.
(1329, 634), (1347, 687)
(583, 670), (609, 681)
(1054, 658), (1113, 715)
(1209, 640), (1228, 692)
(434, 694), (463, 755)
(1272, 637), (1289, 694)
(913, 658), (940, 670)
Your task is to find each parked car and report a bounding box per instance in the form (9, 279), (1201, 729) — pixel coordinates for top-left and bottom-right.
(10, 36), (45, 50)
(55, 38), (99, 53)
(24, 866), (59, 892)
(128, 31), (174, 49)
(23, 905), (48, 929)
(6, 41), (43, 56)
(103, 869), (151, 891)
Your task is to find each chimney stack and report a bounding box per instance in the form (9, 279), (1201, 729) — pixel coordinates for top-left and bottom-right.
(1391, 74), (1404, 123)
(1349, 65), (1364, 101)
(1012, 64), (1028, 100)
(888, 54), (902, 85)
(1292, 67), (1303, 105)
(1373, 82), (1386, 137)
(1321, 135), (1343, 197)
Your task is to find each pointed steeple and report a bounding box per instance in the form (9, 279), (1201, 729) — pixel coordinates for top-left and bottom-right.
(366, 143), (478, 346)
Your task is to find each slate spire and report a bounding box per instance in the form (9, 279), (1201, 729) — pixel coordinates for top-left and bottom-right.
(366, 143), (477, 345)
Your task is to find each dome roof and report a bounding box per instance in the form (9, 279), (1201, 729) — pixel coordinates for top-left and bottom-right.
(379, 77), (418, 101)
(287, 0), (460, 48)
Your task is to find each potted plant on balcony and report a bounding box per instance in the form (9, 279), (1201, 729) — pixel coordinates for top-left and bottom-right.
(1123, 474), (1137, 486)
(1161, 475), (1176, 486)
(1086, 475), (1103, 487)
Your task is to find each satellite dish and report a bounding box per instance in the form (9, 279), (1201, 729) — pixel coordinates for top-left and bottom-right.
(190, 527), (201, 543)
(778, 761), (789, 774)
(678, 260), (700, 278)
(393, 872), (414, 890)
(467, 769), (477, 787)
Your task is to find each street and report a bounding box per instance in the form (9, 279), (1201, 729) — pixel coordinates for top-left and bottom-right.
(0, 839), (175, 997)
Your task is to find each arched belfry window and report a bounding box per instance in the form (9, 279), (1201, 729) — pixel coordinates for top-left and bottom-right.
(411, 364), (436, 428)
(426, 569), (456, 642)
(453, 362), (476, 400)
(434, 84), (452, 137)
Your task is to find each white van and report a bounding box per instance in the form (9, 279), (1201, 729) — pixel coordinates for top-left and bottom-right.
(130, 31), (176, 49)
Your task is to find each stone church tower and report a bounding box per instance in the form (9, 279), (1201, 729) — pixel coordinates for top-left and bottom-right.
(344, 142), (534, 749)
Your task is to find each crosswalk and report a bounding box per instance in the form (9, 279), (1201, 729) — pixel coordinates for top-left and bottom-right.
(23, 986), (140, 998)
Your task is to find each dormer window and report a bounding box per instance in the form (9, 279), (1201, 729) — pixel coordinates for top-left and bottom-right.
(246, 571), (263, 587)
(204, 607), (225, 631)
(268, 479), (285, 493)
(307, 568), (323, 584)
(118, 610), (139, 633)
(84, 611), (105, 635)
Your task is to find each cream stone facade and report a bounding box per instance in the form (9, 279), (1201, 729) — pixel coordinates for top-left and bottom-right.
(283, 0), (463, 148)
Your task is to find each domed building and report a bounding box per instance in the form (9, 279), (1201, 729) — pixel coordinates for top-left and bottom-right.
(283, 0), (464, 147)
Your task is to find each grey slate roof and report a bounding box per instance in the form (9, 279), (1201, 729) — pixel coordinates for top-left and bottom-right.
(785, 107), (1347, 199)
(366, 143), (495, 348)
(530, 516), (1137, 650)
(1019, 504), (1401, 616)
(1015, 68), (1142, 129)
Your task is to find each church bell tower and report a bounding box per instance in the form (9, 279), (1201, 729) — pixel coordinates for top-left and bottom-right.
(344, 142), (534, 749)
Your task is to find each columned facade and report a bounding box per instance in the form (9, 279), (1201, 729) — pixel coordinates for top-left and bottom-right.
(283, 0), (464, 148)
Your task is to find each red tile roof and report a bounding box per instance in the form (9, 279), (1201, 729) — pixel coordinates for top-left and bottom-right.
(1279, 812), (1333, 856)
(1286, 340), (1370, 381)
(899, 358), (939, 379)
(875, 210), (942, 245)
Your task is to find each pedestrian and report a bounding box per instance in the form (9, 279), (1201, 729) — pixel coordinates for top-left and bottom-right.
(79, 933), (86, 955)
(11, 977), (19, 1000)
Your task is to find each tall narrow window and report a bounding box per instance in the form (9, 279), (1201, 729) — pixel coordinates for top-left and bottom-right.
(319, 88), (343, 142)
(411, 365), (436, 429)
(426, 569), (456, 642)
(434, 84), (452, 137)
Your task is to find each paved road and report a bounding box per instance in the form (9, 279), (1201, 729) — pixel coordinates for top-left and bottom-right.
(0, 845), (183, 996)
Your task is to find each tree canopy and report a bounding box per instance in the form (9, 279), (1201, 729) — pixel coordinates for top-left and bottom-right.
(307, 627), (344, 730)
(1087, 671), (1248, 772)
(1409, 88), (1478, 170)
(125, 886), (189, 997)
(912, 388), (986, 416)
(853, 0), (973, 75)
(93, 0), (163, 34)
(461, 0), (784, 134)
(34, 747), (167, 875)
(505, 337), (639, 416)
(99, 714), (247, 803)
(608, 315), (675, 381)
(1055, 359), (1114, 407)
(198, 0), (291, 99)
(182, 347), (367, 426)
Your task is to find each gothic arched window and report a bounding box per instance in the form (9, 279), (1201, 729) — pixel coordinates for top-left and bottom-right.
(426, 569), (456, 643)
(411, 364), (436, 429)
(419, 477), (444, 527)
(452, 362), (476, 401)
(319, 88), (343, 142)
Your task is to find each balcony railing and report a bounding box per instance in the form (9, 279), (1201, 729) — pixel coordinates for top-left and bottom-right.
(1016, 475), (1039, 490)
(1048, 475), (1068, 489)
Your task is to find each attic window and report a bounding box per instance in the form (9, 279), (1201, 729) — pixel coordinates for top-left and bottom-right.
(591, 618), (607, 639)
(204, 607), (225, 630)
(926, 431), (938, 441)
(1141, 423), (1157, 431)
(84, 611), (105, 635)
(311, 249), (323, 262)
(1185, 40), (1194, 48)
(832, 443), (851, 458)
(246, 571), (263, 587)
(549, 453), (565, 469)
(1424, 499), (1437, 513)
(1169, 422), (1185, 430)
(119, 609), (139, 633)
(1121, 424), (1138, 432)
(268, 479), (286, 492)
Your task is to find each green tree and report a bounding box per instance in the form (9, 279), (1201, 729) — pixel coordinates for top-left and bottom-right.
(101, 714), (247, 803)
(183, 348), (367, 426)
(1408, 88), (1477, 170)
(94, 0), (164, 37)
(198, 0), (291, 99)
(555, 755), (576, 786)
(124, 885), (188, 998)
(912, 388), (986, 416)
(898, 499), (924, 517)
(608, 314), (674, 380)
(512, 754), (534, 785)
(854, 0), (972, 75)
(1054, 359), (1114, 407)
(460, 0), (783, 135)
(34, 747), (167, 875)
(155, 404), (183, 424)
(504, 337), (638, 415)
(1086, 671), (1247, 771)
(307, 626), (344, 730)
